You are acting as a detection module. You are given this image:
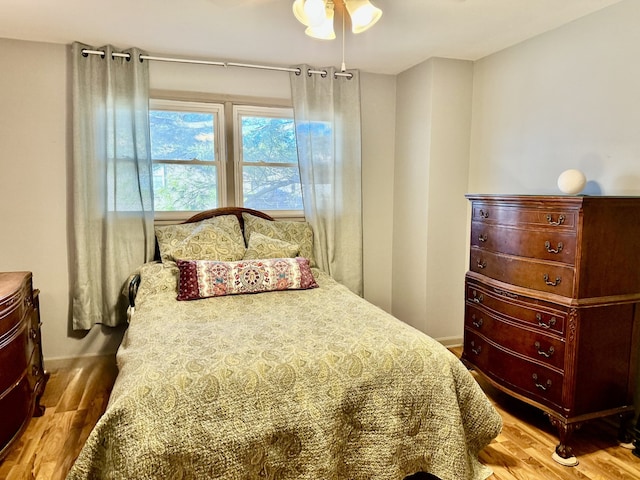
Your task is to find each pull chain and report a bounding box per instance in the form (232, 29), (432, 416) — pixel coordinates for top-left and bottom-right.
(341, 6), (346, 72)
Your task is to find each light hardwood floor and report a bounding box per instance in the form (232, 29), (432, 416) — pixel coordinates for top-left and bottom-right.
(0, 356), (118, 480)
(1, 352), (639, 479)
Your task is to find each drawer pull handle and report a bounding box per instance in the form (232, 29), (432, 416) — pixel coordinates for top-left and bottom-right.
(493, 288), (518, 299)
(472, 315), (483, 328)
(479, 209), (489, 219)
(534, 341), (555, 358)
(32, 365), (40, 377)
(546, 214), (565, 226)
(478, 234), (488, 243)
(470, 341), (482, 355)
(30, 328), (37, 340)
(471, 291), (484, 304)
(544, 241), (564, 254)
(532, 373), (552, 391)
(536, 314), (557, 329)
(543, 274), (561, 286)
(476, 259), (487, 269)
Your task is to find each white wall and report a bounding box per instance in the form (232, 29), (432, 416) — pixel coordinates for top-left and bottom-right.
(391, 60), (432, 334)
(469, 0), (640, 196)
(392, 57), (473, 343)
(360, 73), (396, 312)
(0, 37), (396, 361)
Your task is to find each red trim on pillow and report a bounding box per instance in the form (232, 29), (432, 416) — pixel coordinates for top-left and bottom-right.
(176, 259), (200, 301)
(295, 257), (318, 289)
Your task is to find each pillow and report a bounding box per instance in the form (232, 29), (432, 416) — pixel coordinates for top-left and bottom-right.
(176, 257), (318, 300)
(242, 213), (315, 266)
(155, 215), (246, 265)
(243, 232), (300, 260)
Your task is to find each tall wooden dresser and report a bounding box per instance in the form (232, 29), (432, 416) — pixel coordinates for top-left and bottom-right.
(462, 195), (640, 466)
(0, 272), (48, 460)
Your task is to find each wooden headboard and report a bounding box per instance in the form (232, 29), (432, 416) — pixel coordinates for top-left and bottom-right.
(181, 207), (274, 228)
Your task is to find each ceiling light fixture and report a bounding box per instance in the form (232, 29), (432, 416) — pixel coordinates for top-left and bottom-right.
(292, 0), (382, 40)
(305, 2), (336, 40)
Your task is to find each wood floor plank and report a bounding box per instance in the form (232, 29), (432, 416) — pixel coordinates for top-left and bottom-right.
(1, 351), (639, 479)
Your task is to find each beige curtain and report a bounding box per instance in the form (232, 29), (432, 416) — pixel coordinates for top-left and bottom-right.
(290, 66), (363, 295)
(71, 42), (155, 330)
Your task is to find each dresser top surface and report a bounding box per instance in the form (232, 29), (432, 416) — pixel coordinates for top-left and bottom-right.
(466, 194), (640, 202)
(0, 272), (31, 302)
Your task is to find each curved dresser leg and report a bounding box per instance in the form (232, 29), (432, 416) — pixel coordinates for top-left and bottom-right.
(618, 412), (635, 449)
(33, 370), (50, 417)
(548, 416), (579, 467)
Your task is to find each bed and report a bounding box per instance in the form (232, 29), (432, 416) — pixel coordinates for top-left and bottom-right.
(67, 207), (502, 480)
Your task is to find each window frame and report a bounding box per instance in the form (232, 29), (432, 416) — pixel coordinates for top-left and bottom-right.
(149, 93), (304, 222)
(149, 98), (226, 222)
(232, 104), (302, 218)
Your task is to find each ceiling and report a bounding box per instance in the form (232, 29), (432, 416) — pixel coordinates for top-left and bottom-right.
(0, 0), (624, 75)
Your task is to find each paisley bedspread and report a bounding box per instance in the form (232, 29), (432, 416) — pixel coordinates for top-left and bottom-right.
(67, 262), (501, 480)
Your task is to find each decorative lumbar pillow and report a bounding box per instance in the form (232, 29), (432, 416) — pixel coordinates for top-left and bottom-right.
(242, 213), (315, 266)
(155, 215), (246, 265)
(243, 232), (300, 260)
(176, 257), (318, 300)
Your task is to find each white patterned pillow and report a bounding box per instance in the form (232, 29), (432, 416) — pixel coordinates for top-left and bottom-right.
(243, 232), (300, 260)
(242, 213), (315, 266)
(155, 216), (246, 265)
(176, 257), (318, 300)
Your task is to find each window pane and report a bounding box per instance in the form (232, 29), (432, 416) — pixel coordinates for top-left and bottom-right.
(153, 164), (217, 211)
(150, 110), (215, 161)
(243, 166), (303, 210)
(241, 116), (297, 164)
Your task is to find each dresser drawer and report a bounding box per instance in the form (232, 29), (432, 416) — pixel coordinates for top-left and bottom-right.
(464, 330), (564, 410)
(466, 279), (566, 335)
(466, 304), (565, 370)
(0, 285), (31, 339)
(471, 222), (577, 264)
(470, 247), (575, 297)
(471, 203), (577, 230)
(0, 322), (33, 395)
(0, 376), (31, 456)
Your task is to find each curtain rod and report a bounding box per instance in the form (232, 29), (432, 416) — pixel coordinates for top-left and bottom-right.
(80, 49), (354, 79)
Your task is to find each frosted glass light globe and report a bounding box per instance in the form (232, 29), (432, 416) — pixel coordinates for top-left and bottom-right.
(557, 169), (586, 195)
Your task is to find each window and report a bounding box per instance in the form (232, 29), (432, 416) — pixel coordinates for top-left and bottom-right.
(149, 98), (302, 219)
(149, 100), (225, 214)
(233, 106), (303, 211)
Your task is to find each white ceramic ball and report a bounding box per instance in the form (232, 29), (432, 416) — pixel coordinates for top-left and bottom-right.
(557, 169), (586, 195)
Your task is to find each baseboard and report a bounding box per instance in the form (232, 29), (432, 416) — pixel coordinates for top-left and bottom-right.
(436, 336), (463, 348)
(44, 353), (116, 371)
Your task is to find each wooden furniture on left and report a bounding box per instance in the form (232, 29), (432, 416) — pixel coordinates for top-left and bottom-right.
(0, 272), (48, 461)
